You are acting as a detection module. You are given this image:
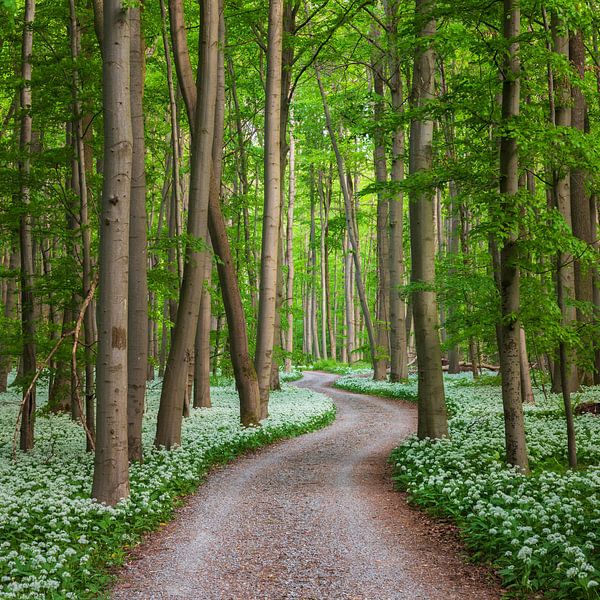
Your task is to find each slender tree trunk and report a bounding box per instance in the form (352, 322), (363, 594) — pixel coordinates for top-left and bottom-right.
(0, 250), (18, 391)
(91, 0), (133, 504)
(551, 15), (579, 394)
(519, 328), (534, 403)
(284, 130), (296, 372)
(569, 31), (593, 384)
(18, 0), (37, 451)
(497, 0), (529, 472)
(343, 232), (354, 363)
(372, 29), (390, 381)
(127, 4), (148, 462)
(155, 0), (218, 448)
(316, 66), (377, 368)
(255, 0), (283, 417)
(408, 0), (447, 439)
(318, 171), (329, 362)
(386, 0), (408, 382)
(194, 255), (212, 408)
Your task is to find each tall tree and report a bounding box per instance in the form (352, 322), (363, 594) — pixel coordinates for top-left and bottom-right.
(127, 2), (148, 462)
(497, 0), (529, 472)
(371, 23), (390, 381)
(18, 0), (36, 451)
(91, 0), (133, 504)
(408, 0), (448, 439)
(385, 0), (408, 382)
(255, 0), (284, 417)
(155, 0), (219, 448)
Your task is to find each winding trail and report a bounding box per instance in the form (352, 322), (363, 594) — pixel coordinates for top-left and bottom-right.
(112, 371), (502, 599)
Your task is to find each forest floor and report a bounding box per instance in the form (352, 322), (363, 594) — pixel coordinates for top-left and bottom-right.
(111, 371), (503, 600)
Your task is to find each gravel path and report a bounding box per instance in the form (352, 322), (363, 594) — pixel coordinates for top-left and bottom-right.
(112, 371), (503, 600)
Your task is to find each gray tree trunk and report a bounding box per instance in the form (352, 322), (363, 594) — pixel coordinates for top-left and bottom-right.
(385, 0), (408, 382)
(155, 0), (218, 448)
(127, 5), (149, 462)
(371, 26), (390, 381)
(18, 0), (37, 451)
(316, 66), (378, 368)
(255, 0), (283, 418)
(284, 131), (296, 373)
(498, 0), (529, 472)
(91, 0), (133, 504)
(408, 0), (448, 439)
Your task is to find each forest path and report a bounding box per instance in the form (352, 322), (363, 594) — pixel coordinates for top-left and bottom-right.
(112, 371), (502, 600)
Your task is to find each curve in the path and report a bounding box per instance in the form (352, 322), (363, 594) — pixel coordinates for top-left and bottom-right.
(112, 371), (502, 600)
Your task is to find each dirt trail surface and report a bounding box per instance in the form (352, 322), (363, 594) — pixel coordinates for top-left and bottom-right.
(112, 371), (503, 600)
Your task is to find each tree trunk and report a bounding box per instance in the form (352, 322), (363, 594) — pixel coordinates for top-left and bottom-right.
(408, 0), (448, 440)
(155, 0), (218, 448)
(127, 4), (148, 463)
(194, 255), (212, 408)
(371, 27), (390, 381)
(0, 249), (18, 391)
(386, 0), (408, 382)
(18, 0), (37, 452)
(284, 130), (295, 372)
(255, 0), (283, 418)
(519, 327), (534, 404)
(497, 0), (529, 472)
(316, 66), (377, 368)
(569, 31), (593, 384)
(91, 0), (133, 504)
(343, 232), (354, 363)
(551, 15), (579, 395)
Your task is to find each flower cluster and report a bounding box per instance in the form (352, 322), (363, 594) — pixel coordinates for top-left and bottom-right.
(391, 379), (600, 599)
(0, 379), (335, 599)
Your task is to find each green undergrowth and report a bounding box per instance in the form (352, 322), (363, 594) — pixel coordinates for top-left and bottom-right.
(389, 379), (600, 599)
(333, 373), (419, 402)
(308, 358), (373, 375)
(0, 382), (335, 599)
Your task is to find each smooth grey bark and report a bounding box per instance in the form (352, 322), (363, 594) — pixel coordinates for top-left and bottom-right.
(255, 0), (284, 417)
(91, 0), (133, 504)
(127, 5), (149, 463)
(408, 0), (448, 439)
(155, 0), (218, 448)
(194, 255), (212, 408)
(284, 130), (296, 373)
(385, 0), (408, 382)
(497, 0), (529, 472)
(569, 31), (593, 384)
(371, 25), (390, 381)
(551, 15), (579, 395)
(167, 0), (260, 425)
(18, 0), (37, 451)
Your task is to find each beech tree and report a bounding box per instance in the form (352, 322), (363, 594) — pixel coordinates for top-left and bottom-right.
(91, 0), (133, 504)
(255, 0), (284, 417)
(408, 0), (448, 439)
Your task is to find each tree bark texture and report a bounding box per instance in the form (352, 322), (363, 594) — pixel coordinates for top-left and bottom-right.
(255, 0), (284, 417)
(408, 0), (448, 439)
(498, 0), (529, 472)
(155, 0), (218, 448)
(385, 0), (408, 382)
(127, 4), (149, 462)
(18, 0), (37, 452)
(91, 0), (133, 504)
